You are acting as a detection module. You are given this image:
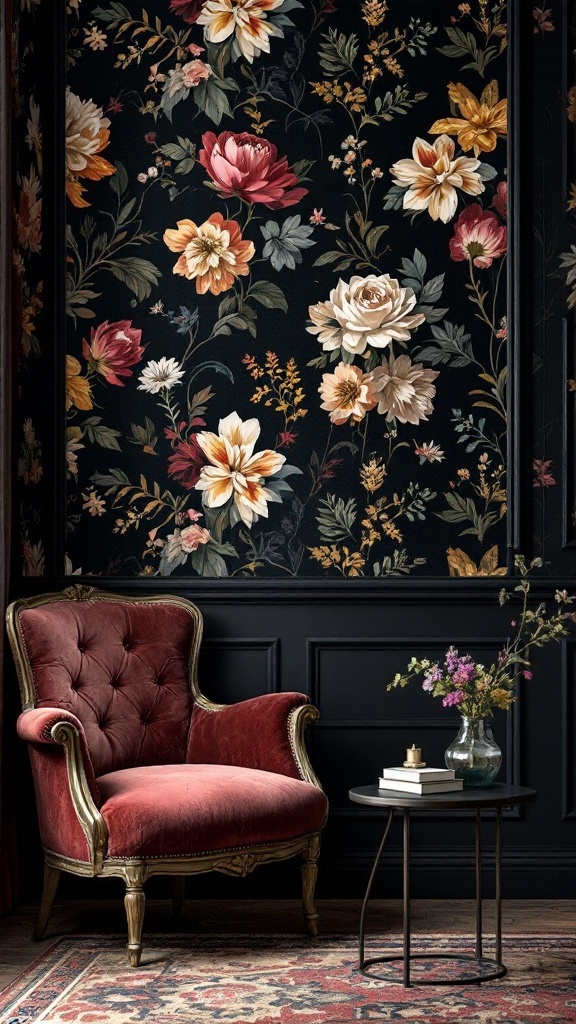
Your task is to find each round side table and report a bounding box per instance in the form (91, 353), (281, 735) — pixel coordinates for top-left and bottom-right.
(349, 782), (538, 988)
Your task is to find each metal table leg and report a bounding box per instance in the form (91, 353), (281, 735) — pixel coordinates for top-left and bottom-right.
(475, 809), (483, 961)
(357, 808), (394, 969)
(402, 809), (410, 987)
(495, 807), (502, 969)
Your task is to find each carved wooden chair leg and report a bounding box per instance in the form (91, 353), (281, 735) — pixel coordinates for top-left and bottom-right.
(124, 866), (146, 967)
(301, 834), (321, 937)
(172, 876), (185, 916)
(33, 862), (60, 941)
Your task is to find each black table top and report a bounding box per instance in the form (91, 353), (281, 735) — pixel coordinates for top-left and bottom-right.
(349, 782), (538, 811)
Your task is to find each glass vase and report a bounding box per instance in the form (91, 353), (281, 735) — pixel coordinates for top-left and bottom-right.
(444, 717), (502, 788)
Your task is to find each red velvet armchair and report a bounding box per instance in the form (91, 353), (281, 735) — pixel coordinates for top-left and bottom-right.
(6, 586), (328, 966)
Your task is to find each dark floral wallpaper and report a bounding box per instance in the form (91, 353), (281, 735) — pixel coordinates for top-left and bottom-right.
(64, 0), (510, 579)
(10, 0), (48, 577)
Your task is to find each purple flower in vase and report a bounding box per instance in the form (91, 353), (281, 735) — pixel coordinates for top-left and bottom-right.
(444, 646), (460, 673)
(442, 690), (467, 708)
(422, 666), (442, 691)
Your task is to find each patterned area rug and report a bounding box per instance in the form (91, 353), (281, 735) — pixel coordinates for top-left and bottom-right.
(0, 934), (574, 1024)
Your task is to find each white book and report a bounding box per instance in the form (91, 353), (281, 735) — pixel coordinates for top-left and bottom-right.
(382, 766), (456, 783)
(378, 777), (463, 795)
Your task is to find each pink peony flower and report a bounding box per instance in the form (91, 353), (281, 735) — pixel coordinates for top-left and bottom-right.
(181, 59), (212, 88)
(199, 131), (308, 210)
(449, 203), (507, 269)
(82, 319), (145, 385)
(169, 0), (204, 23)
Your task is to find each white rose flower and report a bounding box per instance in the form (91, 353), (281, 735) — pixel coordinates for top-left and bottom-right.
(307, 274), (426, 356)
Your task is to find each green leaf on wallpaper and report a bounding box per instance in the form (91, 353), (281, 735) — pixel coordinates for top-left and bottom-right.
(108, 257), (161, 302)
(437, 28), (499, 78)
(477, 162), (498, 182)
(415, 321), (474, 368)
(246, 281), (288, 313)
(364, 225), (389, 256)
(383, 184), (407, 212)
(292, 159), (315, 182)
(109, 161), (128, 198)
(376, 87), (428, 122)
(188, 386), (215, 420)
(92, 4), (132, 24)
(79, 216), (96, 240)
(90, 468), (130, 490)
(218, 294), (238, 318)
(313, 250), (346, 267)
(188, 361), (234, 385)
(190, 545), (229, 578)
(158, 137), (196, 175)
(318, 28), (359, 76)
(307, 354), (328, 369)
(194, 76), (236, 126)
(316, 494), (357, 543)
(81, 417), (122, 451)
(117, 197), (137, 226)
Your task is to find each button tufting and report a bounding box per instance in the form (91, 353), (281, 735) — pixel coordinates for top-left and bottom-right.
(78, 642), (85, 652)
(122, 639), (131, 650)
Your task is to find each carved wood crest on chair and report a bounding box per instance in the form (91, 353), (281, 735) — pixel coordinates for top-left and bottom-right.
(6, 587), (328, 965)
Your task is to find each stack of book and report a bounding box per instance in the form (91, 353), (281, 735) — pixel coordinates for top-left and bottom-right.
(378, 765), (463, 794)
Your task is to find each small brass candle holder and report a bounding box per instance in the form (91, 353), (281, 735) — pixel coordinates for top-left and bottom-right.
(403, 744), (426, 768)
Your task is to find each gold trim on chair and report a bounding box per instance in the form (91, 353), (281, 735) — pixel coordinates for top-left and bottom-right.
(49, 721), (108, 873)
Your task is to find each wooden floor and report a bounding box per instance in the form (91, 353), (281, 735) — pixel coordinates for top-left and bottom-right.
(0, 898), (573, 992)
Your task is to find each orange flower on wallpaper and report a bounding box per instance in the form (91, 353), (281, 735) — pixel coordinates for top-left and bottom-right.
(65, 354), (93, 411)
(163, 212), (255, 295)
(447, 545), (507, 578)
(429, 81), (507, 157)
(65, 89), (116, 208)
(16, 166), (42, 253)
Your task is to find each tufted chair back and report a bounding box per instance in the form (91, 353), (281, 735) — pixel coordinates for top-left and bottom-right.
(15, 594), (199, 777)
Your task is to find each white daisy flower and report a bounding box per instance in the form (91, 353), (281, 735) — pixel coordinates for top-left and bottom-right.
(138, 357), (185, 394)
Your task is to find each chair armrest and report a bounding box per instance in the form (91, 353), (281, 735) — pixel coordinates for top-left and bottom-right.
(17, 709), (107, 870)
(186, 691), (322, 785)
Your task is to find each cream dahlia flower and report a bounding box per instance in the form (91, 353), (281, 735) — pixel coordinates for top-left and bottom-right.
(319, 363), (377, 425)
(65, 89), (115, 208)
(197, 0), (284, 63)
(371, 354), (440, 424)
(390, 135), (484, 224)
(307, 274), (426, 356)
(163, 213), (254, 296)
(195, 411), (285, 528)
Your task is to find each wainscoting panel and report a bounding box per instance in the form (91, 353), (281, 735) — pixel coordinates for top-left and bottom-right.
(11, 576), (576, 901)
(199, 638), (280, 705)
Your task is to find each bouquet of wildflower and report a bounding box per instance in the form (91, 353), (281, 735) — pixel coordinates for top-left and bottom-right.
(387, 556), (576, 719)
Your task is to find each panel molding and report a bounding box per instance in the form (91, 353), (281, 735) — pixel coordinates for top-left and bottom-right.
(561, 637), (576, 818)
(307, 636), (521, 796)
(200, 637), (281, 695)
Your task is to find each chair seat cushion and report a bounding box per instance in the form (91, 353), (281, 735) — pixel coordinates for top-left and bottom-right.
(97, 763), (328, 859)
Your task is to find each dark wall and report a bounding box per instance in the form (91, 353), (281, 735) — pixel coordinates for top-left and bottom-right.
(7, 0), (576, 903)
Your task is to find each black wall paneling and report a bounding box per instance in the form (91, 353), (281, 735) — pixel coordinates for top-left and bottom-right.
(7, 0), (576, 902)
